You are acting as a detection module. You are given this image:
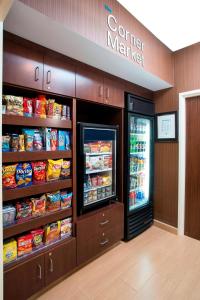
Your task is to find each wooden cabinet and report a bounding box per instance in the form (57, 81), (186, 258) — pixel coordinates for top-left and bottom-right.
(76, 66), (104, 103)
(43, 52), (75, 96)
(77, 203), (124, 265)
(3, 37), (43, 90)
(45, 238), (76, 286)
(103, 77), (124, 108)
(4, 255), (45, 300)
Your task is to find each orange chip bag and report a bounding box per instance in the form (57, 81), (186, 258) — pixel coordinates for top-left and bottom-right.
(2, 164), (17, 189)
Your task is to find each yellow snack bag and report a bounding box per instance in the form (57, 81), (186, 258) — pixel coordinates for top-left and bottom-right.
(3, 239), (17, 264)
(46, 159), (63, 181)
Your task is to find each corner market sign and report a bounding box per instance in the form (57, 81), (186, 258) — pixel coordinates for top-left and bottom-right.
(107, 14), (145, 67)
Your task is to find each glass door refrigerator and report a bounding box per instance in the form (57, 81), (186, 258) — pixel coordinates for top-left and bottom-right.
(124, 94), (154, 240)
(77, 123), (118, 215)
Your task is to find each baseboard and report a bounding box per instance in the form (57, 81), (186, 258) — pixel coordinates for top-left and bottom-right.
(153, 219), (178, 235)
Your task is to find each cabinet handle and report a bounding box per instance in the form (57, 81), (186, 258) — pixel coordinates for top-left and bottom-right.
(100, 220), (109, 226)
(100, 239), (109, 246)
(49, 257), (54, 273)
(99, 85), (103, 97)
(37, 264), (42, 279)
(47, 70), (51, 84)
(105, 87), (110, 99)
(35, 66), (39, 81)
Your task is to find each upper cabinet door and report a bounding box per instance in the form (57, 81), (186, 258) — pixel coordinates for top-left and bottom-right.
(76, 66), (104, 103)
(103, 77), (124, 108)
(43, 52), (75, 97)
(3, 38), (43, 90)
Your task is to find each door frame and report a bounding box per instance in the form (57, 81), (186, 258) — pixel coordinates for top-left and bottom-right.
(178, 89), (200, 235)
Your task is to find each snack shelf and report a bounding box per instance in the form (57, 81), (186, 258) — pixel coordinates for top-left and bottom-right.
(3, 179), (72, 201)
(84, 194), (112, 206)
(84, 184), (112, 192)
(85, 168), (112, 175)
(3, 208), (72, 239)
(4, 236), (75, 271)
(85, 152), (112, 156)
(2, 114), (72, 129)
(2, 150), (72, 163)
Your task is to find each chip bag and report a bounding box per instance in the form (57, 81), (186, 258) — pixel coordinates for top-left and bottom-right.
(31, 194), (46, 217)
(33, 97), (46, 119)
(60, 191), (72, 209)
(2, 164), (17, 189)
(46, 191), (61, 212)
(23, 98), (33, 117)
(46, 159), (63, 181)
(32, 161), (46, 184)
(60, 160), (71, 179)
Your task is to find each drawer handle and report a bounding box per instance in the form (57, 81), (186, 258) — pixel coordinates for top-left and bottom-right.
(100, 220), (109, 226)
(49, 257), (54, 273)
(37, 264), (42, 280)
(47, 70), (51, 84)
(35, 66), (39, 81)
(100, 239), (109, 246)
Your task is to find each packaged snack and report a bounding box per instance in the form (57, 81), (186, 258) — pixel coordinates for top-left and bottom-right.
(51, 129), (57, 151)
(2, 164), (17, 189)
(31, 194), (46, 217)
(16, 162), (32, 187)
(33, 130), (43, 151)
(44, 128), (51, 151)
(23, 98), (33, 117)
(66, 106), (71, 120)
(22, 129), (34, 151)
(61, 105), (67, 120)
(31, 161), (46, 184)
(103, 155), (112, 169)
(97, 176), (103, 186)
(60, 160), (71, 179)
(17, 234), (32, 257)
(31, 229), (44, 248)
(46, 159), (63, 181)
(53, 103), (62, 119)
(34, 97), (46, 118)
(2, 135), (10, 152)
(91, 176), (98, 187)
(44, 221), (61, 244)
(3, 205), (16, 227)
(102, 175), (112, 186)
(60, 218), (72, 238)
(11, 134), (19, 152)
(58, 130), (66, 150)
(90, 143), (99, 153)
(100, 141), (112, 153)
(60, 191), (72, 209)
(47, 99), (55, 118)
(3, 239), (17, 264)
(46, 191), (61, 212)
(89, 156), (104, 170)
(19, 135), (25, 152)
(5, 95), (23, 116)
(16, 200), (32, 220)
(65, 132), (71, 150)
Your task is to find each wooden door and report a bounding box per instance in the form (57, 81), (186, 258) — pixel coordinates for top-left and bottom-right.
(44, 238), (76, 286)
(185, 96), (200, 239)
(3, 37), (43, 90)
(76, 66), (104, 103)
(43, 52), (75, 97)
(103, 77), (124, 108)
(4, 255), (45, 300)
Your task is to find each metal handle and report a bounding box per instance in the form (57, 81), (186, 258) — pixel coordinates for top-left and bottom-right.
(100, 239), (109, 246)
(105, 87), (110, 99)
(99, 85), (103, 97)
(35, 66), (39, 81)
(49, 257), (54, 273)
(100, 220), (109, 226)
(47, 70), (51, 84)
(37, 264), (42, 279)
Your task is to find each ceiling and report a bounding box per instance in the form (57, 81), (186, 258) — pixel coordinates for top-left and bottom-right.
(117, 0), (200, 51)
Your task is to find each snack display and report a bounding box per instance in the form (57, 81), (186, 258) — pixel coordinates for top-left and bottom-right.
(31, 229), (44, 248)
(31, 194), (46, 217)
(16, 200), (32, 220)
(60, 160), (71, 178)
(3, 239), (17, 264)
(17, 234), (33, 256)
(60, 218), (72, 237)
(46, 159), (63, 181)
(60, 191), (72, 209)
(44, 221), (61, 244)
(46, 191), (61, 212)
(32, 161), (46, 184)
(2, 164), (17, 189)
(3, 205), (16, 227)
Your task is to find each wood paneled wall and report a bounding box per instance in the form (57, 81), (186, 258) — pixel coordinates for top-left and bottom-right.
(154, 42), (200, 227)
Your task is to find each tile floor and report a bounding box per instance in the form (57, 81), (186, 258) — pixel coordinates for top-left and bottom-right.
(37, 226), (200, 300)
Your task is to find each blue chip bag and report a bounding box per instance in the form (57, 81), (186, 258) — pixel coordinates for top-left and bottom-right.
(46, 191), (61, 211)
(58, 131), (66, 150)
(23, 163), (32, 187)
(16, 163), (25, 187)
(65, 132), (70, 151)
(16, 163), (32, 188)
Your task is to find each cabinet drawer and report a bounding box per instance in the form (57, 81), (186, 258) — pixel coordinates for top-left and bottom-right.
(97, 225), (124, 251)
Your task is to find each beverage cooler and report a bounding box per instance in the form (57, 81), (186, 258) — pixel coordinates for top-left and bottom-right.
(77, 123), (118, 215)
(124, 94), (154, 240)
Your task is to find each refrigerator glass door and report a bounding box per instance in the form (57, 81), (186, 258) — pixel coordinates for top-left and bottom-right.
(83, 127), (117, 207)
(129, 116), (151, 211)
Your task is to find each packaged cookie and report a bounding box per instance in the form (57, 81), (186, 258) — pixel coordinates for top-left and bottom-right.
(32, 161), (46, 184)
(46, 191), (61, 212)
(16, 200), (32, 220)
(31, 194), (46, 217)
(3, 239), (17, 264)
(46, 159), (63, 181)
(2, 164), (17, 189)
(60, 218), (72, 238)
(60, 160), (71, 179)
(44, 221), (61, 244)
(17, 234), (33, 257)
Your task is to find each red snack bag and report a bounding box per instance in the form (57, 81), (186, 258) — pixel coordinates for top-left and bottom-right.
(23, 98), (33, 117)
(2, 164), (17, 189)
(31, 161), (46, 184)
(17, 234), (32, 257)
(51, 129), (57, 151)
(33, 96), (46, 119)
